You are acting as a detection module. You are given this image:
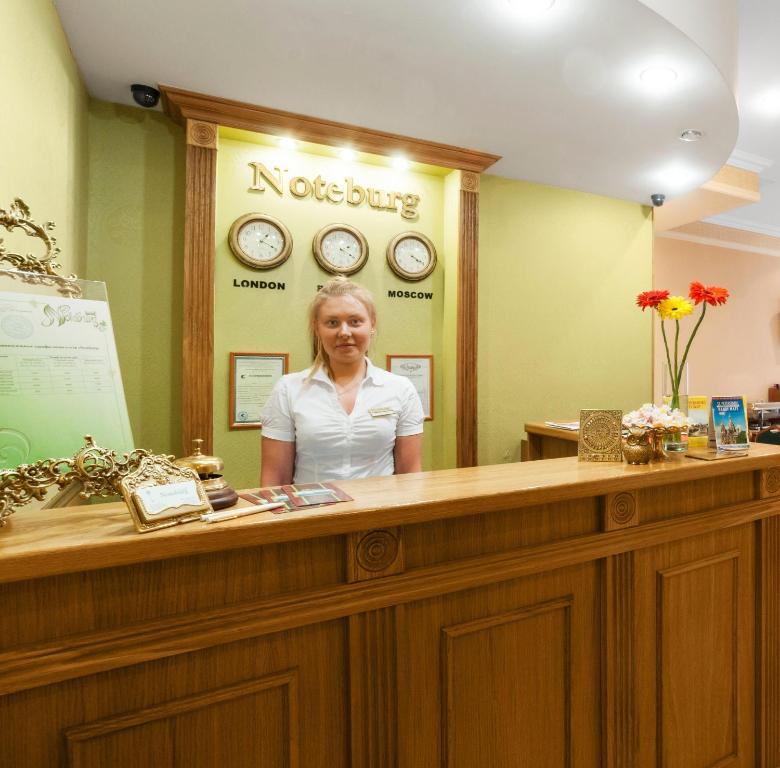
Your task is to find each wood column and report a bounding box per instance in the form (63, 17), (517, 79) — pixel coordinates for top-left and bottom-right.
(457, 171), (479, 468)
(182, 119), (218, 454)
(760, 509), (780, 766)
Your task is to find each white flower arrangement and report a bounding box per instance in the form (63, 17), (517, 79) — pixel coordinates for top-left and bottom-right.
(623, 403), (689, 431)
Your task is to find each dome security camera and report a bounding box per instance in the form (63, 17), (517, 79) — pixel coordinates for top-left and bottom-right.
(650, 193), (666, 207)
(130, 84), (160, 109)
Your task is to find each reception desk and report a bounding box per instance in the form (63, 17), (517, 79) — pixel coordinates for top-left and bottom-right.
(2, 448), (780, 766)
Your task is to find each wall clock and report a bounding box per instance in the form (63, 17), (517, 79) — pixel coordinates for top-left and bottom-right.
(386, 231), (437, 281)
(228, 213), (293, 269)
(312, 223), (369, 276)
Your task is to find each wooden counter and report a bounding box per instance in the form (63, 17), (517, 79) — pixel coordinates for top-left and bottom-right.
(524, 420), (579, 460)
(3, 447), (780, 766)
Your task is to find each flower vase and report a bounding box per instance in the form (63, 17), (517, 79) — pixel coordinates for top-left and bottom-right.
(662, 363), (688, 453)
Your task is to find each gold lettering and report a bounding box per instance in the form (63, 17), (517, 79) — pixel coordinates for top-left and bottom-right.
(366, 187), (383, 209)
(400, 193), (420, 219)
(289, 176), (313, 198)
(326, 182), (343, 203)
(249, 162), (284, 194)
(346, 177), (365, 206)
(313, 175), (327, 201)
(386, 191), (399, 211)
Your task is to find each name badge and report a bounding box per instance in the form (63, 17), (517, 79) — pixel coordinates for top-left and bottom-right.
(369, 407), (396, 417)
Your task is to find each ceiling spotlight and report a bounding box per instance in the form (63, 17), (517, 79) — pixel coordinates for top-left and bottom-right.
(339, 147), (357, 161)
(279, 137), (297, 150)
(754, 90), (780, 117)
(391, 156), (410, 170)
(640, 66), (678, 89)
(679, 129), (704, 142)
(507, 0), (555, 13)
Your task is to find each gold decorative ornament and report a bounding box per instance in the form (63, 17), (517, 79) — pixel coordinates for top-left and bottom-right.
(0, 198), (80, 297)
(312, 223), (369, 275)
(386, 231), (437, 282)
(622, 427), (653, 465)
(228, 212), (293, 270)
(119, 455), (212, 533)
(174, 438), (238, 510)
(578, 409), (623, 462)
(0, 436), (156, 528)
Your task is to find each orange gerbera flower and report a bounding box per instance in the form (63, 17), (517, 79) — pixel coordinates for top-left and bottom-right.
(689, 281), (729, 306)
(636, 289), (669, 311)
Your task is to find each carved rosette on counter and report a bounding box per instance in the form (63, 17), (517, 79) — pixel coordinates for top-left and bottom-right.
(0, 436), (157, 527)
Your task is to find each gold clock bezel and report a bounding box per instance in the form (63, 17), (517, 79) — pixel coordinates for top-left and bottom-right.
(228, 212), (293, 270)
(386, 231), (437, 282)
(312, 223), (369, 276)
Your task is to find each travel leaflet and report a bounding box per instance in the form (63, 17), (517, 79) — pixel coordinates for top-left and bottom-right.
(710, 396), (749, 451)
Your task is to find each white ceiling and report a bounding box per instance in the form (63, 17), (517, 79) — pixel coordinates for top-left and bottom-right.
(706, 0), (780, 237)
(54, 0), (744, 206)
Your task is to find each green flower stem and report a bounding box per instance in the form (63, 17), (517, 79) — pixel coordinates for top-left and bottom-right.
(676, 302), (707, 392)
(673, 320), (680, 393)
(660, 319), (675, 403)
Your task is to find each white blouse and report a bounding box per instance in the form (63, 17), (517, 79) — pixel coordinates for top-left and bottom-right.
(260, 358), (424, 483)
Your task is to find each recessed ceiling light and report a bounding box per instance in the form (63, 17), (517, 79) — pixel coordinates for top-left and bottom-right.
(391, 156), (410, 170)
(339, 147), (357, 161)
(754, 90), (780, 117)
(507, 0), (555, 12)
(679, 129), (704, 142)
(279, 137), (297, 150)
(640, 66), (678, 89)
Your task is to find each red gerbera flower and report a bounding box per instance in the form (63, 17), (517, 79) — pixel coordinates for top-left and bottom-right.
(688, 282), (729, 306)
(636, 289), (669, 311)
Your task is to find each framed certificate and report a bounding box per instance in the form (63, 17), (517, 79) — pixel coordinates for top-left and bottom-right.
(387, 354), (433, 421)
(229, 352), (288, 429)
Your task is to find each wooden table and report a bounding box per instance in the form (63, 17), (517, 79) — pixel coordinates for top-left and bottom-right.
(524, 420), (579, 460)
(2, 448), (780, 766)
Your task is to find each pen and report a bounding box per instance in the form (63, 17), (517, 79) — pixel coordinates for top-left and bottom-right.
(201, 501), (285, 524)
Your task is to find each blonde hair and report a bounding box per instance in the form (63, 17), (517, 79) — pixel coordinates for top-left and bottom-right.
(308, 277), (376, 378)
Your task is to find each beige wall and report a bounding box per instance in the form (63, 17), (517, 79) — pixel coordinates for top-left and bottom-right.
(86, 101), (185, 455)
(0, 0), (88, 276)
(478, 176), (654, 465)
(653, 236), (780, 402)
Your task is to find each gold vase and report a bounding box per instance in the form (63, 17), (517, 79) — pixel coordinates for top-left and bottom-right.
(622, 428), (653, 465)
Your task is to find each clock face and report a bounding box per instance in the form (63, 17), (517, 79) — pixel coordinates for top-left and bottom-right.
(313, 224), (368, 275)
(386, 232), (437, 281)
(228, 213), (292, 269)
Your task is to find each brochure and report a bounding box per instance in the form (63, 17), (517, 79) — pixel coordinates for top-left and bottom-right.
(239, 482), (353, 513)
(687, 396), (709, 449)
(710, 396), (749, 451)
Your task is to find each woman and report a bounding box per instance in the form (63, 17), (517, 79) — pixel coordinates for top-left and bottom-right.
(260, 277), (424, 485)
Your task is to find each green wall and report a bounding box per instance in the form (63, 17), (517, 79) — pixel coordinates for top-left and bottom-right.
(0, 0), (88, 276)
(214, 131), (449, 488)
(86, 102), (185, 456)
(477, 176), (653, 465)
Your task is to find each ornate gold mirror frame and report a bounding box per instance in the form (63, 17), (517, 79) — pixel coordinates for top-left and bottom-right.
(0, 198), (81, 297)
(160, 86), (499, 467)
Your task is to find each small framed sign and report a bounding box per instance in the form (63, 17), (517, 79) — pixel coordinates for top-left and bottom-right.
(229, 352), (288, 429)
(119, 455), (213, 533)
(387, 354), (433, 420)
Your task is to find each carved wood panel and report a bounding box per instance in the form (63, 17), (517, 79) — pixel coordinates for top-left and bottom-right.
(442, 597), (573, 768)
(760, 515), (780, 768)
(66, 671), (299, 768)
(634, 528), (755, 768)
(396, 562), (601, 767)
